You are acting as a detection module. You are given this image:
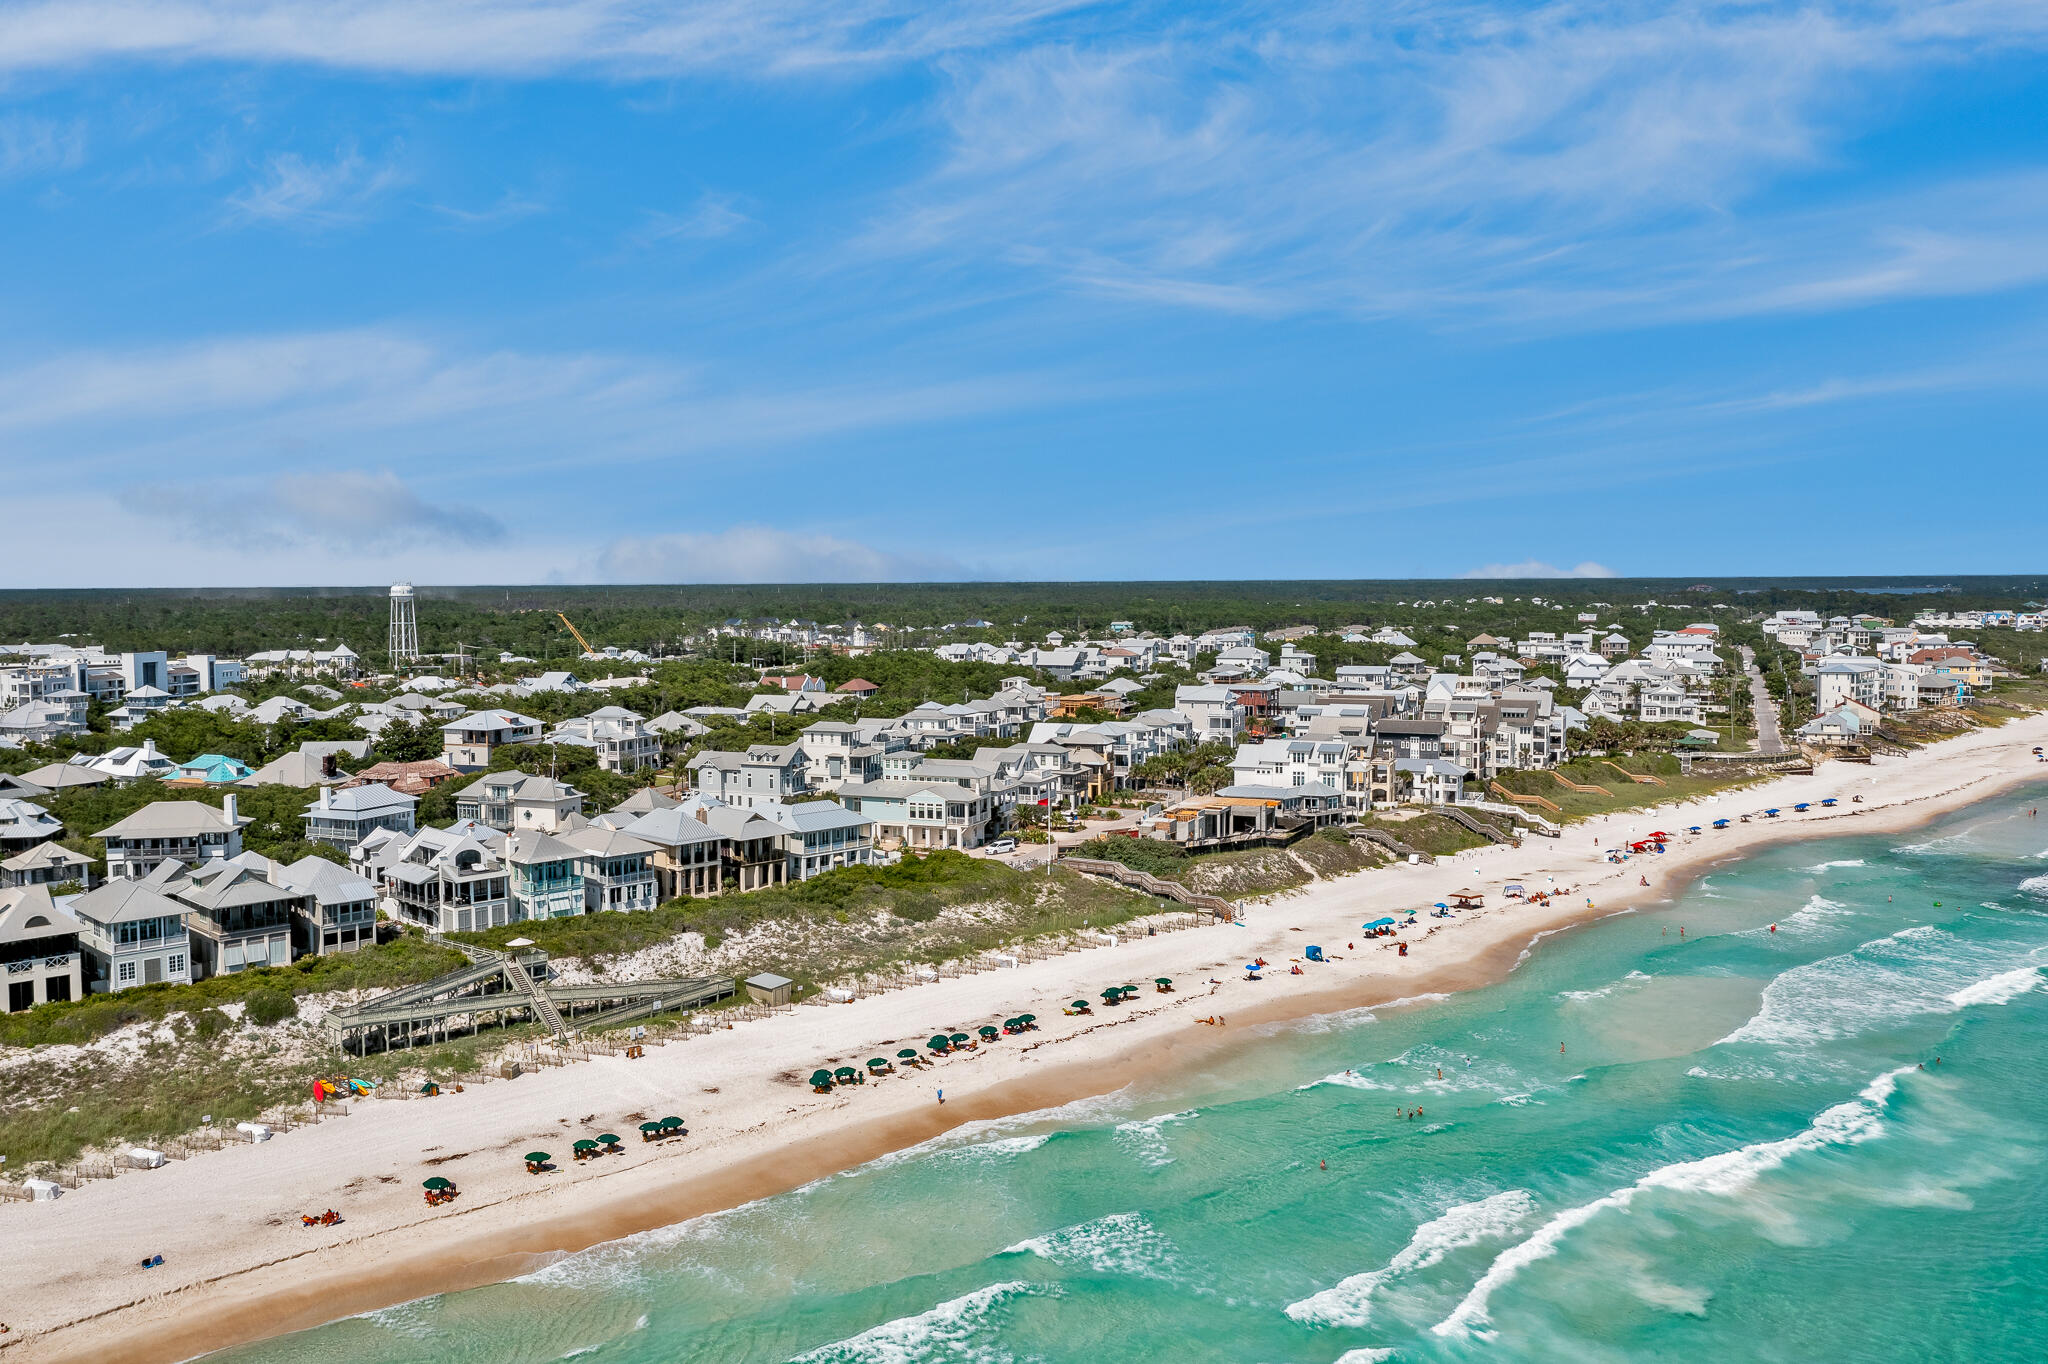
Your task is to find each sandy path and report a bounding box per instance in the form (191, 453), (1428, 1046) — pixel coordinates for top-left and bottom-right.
(6, 711), (2047, 1364)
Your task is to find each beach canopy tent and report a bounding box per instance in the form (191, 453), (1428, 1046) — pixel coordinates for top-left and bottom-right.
(1687, 826), (1702, 834)
(1449, 890), (1484, 907)
(1793, 803), (1810, 811)
(1764, 808), (1780, 816)
(1305, 946), (1324, 962)
(1821, 798), (1838, 807)
(1713, 819), (1731, 828)
(1502, 883), (1525, 896)
(423, 1177), (454, 1190)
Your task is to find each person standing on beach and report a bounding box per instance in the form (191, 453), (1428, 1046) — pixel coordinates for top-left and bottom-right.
(936, 1089), (945, 1105)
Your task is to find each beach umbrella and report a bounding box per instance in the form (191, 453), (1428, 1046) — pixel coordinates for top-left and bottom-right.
(641, 1120), (667, 1133)
(897, 1048), (920, 1061)
(572, 1138), (598, 1151)
(978, 1025), (999, 1039)
(1019, 1013), (1036, 1023)
(868, 1057), (890, 1070)
(597, 1133), (620, 1145)
(834, 1066), (858, 1081)
(930, 1035), (950, 1052)
(947, 1031), (968, 1044)
(1072, 1001), (1090, 1011)
(422, 1177), (454, 1190)
(659, 1116), (683, 1130)
(1101, 988), (1122, 1002)
(1365, 917), (1396, 929)
(524, 1152), (551, 1163)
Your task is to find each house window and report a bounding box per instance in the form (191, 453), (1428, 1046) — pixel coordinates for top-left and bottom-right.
(168, 954), (185, 975)
(118, 960), (137, 984)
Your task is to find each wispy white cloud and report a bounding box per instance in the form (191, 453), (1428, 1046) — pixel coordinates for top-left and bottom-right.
(595, 525), (969, 582)
(225, 145), (406, 225)
(0, 114), (86, 176)
(0, 0), (1098, 77)
(1463, 560), (1617, 580)
(627, 191), (752, 247)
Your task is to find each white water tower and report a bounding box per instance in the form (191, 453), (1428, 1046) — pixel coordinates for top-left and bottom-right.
(388, 582), (420, 666)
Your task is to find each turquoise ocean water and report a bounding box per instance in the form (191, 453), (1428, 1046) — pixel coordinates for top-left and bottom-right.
(216, 784), (2048, 1364)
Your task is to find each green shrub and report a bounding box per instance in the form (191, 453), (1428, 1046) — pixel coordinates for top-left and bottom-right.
(243, 989), (297, 1027)
(190, 1006), (234, 1041)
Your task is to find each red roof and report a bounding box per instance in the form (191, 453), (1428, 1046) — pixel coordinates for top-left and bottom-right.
(835, 678), (879, 693)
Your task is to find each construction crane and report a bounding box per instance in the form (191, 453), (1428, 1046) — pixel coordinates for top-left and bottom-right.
(556, 612), (597, 656)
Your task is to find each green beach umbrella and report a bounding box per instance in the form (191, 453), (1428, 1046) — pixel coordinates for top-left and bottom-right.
(868, 1057), (889, 1069)
(572, 1139), (598, 1151)
(835, 1066), (858, 1080)
(422, 1177), (453, 1190)
(978, 1025), (999, 1039)
(1155, 978), (1172, 986)
(949, 1032), (970, 1045)
(524, 1152), (551, 1163)
(597, 1133), (620, 1145)
(1019, 1013), (1036, 1022)
(930, 1035), (950, 1052)
(897, 1048), (920, 1061)
(660, 1116), (683, 1129)
(1073, 1000), (1090, 1010)
(641, 1120), (666, 1132)
(1101, 988), (1121, 1002)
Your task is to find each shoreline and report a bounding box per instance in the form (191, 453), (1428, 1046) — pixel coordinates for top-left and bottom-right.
(7, 714), (2048, 1364)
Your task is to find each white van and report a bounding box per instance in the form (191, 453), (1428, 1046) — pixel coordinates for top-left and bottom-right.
(987, 837), (1018, 855)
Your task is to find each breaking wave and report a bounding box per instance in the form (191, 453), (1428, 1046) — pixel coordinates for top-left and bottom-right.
(1003, 1212), (1179, 1279)
(791, 1281), (1054, 1363)
(1286, 1190), (1537, 1328)
(1433, 1068), (1911, 1338)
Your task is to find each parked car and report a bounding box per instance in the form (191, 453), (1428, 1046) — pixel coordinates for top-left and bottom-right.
(986, 837), (1018, 855)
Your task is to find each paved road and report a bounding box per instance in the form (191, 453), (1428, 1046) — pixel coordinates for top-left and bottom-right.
(1741, 645), (1786, 754)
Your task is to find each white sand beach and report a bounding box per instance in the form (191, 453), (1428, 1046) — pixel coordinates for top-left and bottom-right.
(6, 711), (2047, 1364)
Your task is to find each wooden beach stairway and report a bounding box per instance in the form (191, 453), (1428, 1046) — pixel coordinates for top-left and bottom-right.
(1061, 856), (1238, 921)
(1549, 770), (1612, 794)
(1599, 760), (1664, 786)
(1490, 781), (1562, 813)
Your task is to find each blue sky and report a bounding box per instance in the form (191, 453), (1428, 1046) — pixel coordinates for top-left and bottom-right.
(4, 0), (2047, 586)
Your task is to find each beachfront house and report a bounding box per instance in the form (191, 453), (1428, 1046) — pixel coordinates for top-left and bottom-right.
(69, 879), (192, 991)
(619, 806), (728, 899)
(380, 825), (514, 933)
(276, 857), (380, 956)
(162, 858), (303, 979)
(558, 825), (660, 914)
(0, 885), (83, 1011)
(507, 831), (588, 920)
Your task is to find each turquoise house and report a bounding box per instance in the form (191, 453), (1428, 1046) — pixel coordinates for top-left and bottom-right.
(168, 754), (255, 785)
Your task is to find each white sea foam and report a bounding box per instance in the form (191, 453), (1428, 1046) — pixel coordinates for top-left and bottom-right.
(1805, 859), (1866, 872)
(1286, 1190), (1536, 1328)
(2020, 874), (2048, 899)
(1332, 1351), (1398, 1363)
(1945, 964), (2041, 1009)
(1716, 925), (2041, 1049)
(1559, 970), (1651, 1002)
(1433, 1067), (1911, 1339)
(1004, 1211), (1179, 1279)
(1735, 894), (1856, 942)
(1114, 1110), (1194, 1166)
(790, 1281), (1053, 1363)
